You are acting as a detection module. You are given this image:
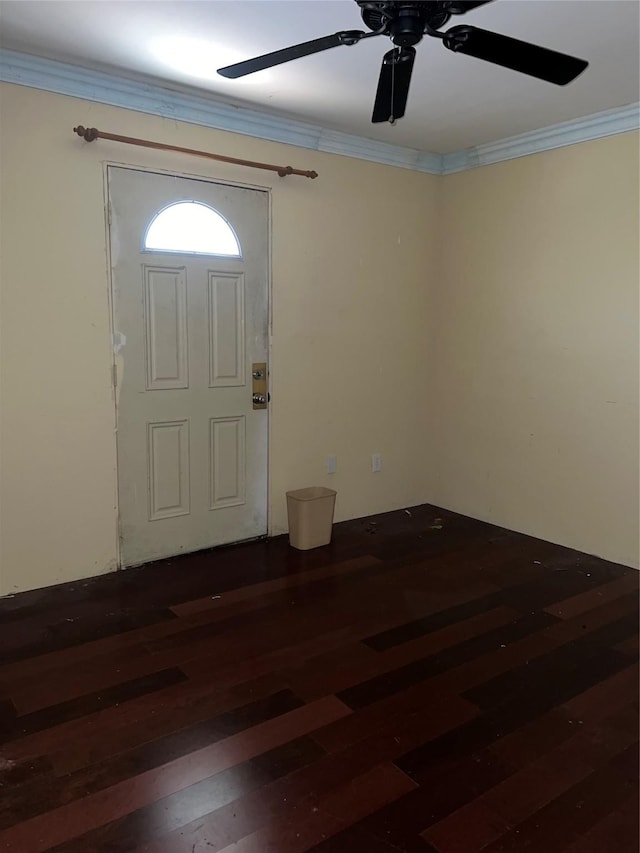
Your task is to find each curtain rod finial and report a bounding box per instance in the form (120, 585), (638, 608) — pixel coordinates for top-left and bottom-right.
(73, 125), (99, 142)
(277, 166), (318, 179)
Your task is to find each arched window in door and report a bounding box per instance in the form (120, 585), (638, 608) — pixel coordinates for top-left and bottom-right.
(143, 200), (241, 257)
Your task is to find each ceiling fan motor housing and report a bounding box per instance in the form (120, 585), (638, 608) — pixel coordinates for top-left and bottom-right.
(358, 1), (451, 44)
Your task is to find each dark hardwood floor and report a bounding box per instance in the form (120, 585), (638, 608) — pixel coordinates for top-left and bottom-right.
(0, 504), (638, 852)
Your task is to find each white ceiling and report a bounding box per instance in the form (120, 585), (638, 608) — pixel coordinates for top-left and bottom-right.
(0, 0), (638, 153)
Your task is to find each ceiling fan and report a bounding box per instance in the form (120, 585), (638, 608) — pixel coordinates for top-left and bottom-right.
(217, 1), (588, 125)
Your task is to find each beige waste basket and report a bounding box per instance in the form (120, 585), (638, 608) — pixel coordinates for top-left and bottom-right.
(286, 486), (337, 550)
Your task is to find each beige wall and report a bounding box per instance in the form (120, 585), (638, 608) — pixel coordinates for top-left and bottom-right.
(0, 83), (439, 594)
(1, 83), (638, 595)
(431, 132), (639, 568)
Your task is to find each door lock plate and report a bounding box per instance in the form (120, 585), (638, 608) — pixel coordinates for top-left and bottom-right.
(252, 362), (268, 409)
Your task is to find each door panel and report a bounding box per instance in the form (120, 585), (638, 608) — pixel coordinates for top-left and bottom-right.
(143, 266), (189, 390)
(147, 420), (190, 520)
(208, 273), (245, 387)
(209, 416), (246, 509)
(108, 167), (269, 566)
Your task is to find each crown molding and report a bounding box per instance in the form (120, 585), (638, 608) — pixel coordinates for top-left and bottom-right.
(441, 102), (640, 174)
(1, 48), (637, 177)
(318, 128), (443, 174)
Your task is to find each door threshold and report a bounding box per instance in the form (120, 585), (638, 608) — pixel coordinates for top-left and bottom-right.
(119, 534), (270, 570)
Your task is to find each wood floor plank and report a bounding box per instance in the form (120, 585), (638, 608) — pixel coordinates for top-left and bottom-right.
(560, 793), (639, 853)
(171, 555), (383, 616)
(1, 668), (187, 741)
(544, 575), (639, 619)
(307, 823), (409, 852)
(614, 633), (639, 655)
(312, 684), (478, 755)
(0, 621), (178, 684)
(488, 709), (579, 769)
(422, 799), (511, 853)
(561, 663), (639, 724)
(541, 591), (639, 642)
(9, 645), (168, 715)
(0, 607), (177, 668)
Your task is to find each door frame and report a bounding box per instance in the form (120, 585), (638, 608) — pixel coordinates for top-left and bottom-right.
(102, 161), (273, 568)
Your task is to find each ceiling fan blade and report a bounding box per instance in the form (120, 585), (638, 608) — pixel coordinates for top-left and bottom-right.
(217, 31), (362, 78)
(445, 1), (495, 13)
(372, 47), (416, 123)
(443, 25), (588, 85)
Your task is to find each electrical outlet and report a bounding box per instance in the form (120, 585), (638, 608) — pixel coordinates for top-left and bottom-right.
(327, 455), (337, 475)
(372, 453), (382, 473)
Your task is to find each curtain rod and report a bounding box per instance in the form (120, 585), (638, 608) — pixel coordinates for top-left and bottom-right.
(72, 125), (318, 179)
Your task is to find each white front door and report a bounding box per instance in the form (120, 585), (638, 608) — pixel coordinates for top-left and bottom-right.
(108, 167), (269, 566)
